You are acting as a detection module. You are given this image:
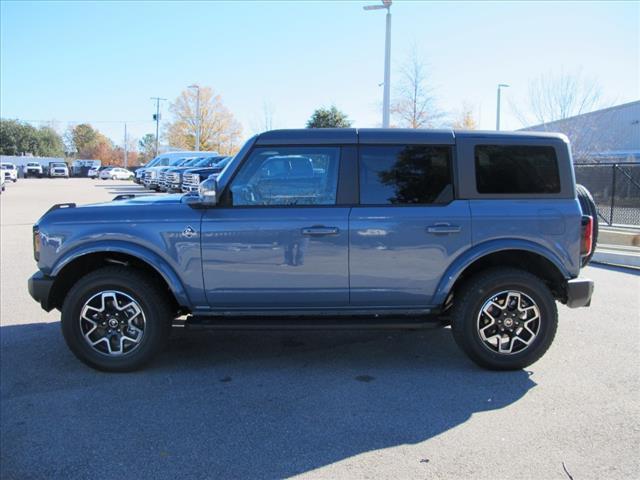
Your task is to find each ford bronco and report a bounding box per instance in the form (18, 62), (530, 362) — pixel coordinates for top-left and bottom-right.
(28, 129), (595, 372)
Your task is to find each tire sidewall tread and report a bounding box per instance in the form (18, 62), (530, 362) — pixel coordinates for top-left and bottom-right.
(61, 266), (172, 372)
(451, 267), (558, 370)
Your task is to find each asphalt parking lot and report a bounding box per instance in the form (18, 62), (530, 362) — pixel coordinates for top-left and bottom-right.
(1, 179), (639, 480)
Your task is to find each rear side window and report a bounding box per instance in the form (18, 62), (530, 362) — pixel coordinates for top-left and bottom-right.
(359, 145), (453, 205)
(475, 145), (560, 194)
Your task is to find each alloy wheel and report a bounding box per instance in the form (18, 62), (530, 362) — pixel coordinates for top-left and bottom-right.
(476, 290), (541, 355)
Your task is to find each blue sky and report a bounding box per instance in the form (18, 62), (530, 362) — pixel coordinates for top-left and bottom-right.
(1, 0), (638, 146)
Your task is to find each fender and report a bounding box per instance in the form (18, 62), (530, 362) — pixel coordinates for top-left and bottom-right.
(51, 240), (191, 308)
(432, 238), (572, 306)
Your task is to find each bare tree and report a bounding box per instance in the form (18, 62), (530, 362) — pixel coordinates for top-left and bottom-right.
(515, 69), (604, 126)
(250, 100), (276, 133)
(261, 101), (275, 131)
(391, 50), (443, 129)
(513, 69), (611, 162)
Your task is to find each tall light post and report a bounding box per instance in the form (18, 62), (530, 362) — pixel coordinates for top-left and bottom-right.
(496, 83), (509, 131)
(188, 84), (201, 151)
(364, 0), (392, 128)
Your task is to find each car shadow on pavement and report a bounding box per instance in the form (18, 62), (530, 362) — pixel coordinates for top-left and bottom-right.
(1, 322), (535, 480)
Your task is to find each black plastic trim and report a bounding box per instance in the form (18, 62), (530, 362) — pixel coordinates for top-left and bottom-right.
(28, 271), (55, 312)
(565, 278), (594, 308)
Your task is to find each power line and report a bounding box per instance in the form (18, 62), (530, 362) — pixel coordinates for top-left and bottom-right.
(18, 119), (153, 124)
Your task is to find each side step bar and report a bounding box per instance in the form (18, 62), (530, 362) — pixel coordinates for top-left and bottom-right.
(178, 315), (445, 331)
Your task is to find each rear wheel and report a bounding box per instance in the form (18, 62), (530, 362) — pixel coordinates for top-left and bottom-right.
(451, 268), (558, 370)
(61, 266), (172, 371)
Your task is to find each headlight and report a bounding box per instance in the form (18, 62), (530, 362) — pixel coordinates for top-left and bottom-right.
(33, 227), (41, 261)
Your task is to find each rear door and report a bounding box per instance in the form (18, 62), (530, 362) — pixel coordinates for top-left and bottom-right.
(349, 139), (471, 307)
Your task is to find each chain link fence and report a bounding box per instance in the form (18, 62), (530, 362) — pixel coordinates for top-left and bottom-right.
(574, 162), (640, 227)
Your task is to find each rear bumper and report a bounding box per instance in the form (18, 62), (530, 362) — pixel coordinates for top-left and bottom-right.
(565, 278), (594, 308)
(28, 271), (55, 311)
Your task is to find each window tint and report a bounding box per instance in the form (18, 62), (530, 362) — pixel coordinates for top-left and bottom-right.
(359, 145), (453, 205)
(230, 147), (340, 206)
(475, 145), (560, 194)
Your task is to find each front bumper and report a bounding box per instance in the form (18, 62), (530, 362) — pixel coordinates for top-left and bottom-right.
(565, 278), (594, 308)
(28, 271), (55, 311)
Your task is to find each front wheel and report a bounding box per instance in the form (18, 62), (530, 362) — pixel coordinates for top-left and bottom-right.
(61, 266), (172, 371)
(451, 268), (558, 370)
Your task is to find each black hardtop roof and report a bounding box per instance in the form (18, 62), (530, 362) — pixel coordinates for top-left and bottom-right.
(255, 128), (567, 146)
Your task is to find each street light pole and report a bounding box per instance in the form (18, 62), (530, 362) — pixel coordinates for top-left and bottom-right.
(496, 83), (509, 131)
(188, 84), (201, 151)
(364, 0), (392, 128)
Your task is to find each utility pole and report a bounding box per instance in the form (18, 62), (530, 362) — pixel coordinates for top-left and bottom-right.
(188, 84), (201, 151)
(496, 83), (509, 131)
(150, 97), (167, 156)
(124, 123), (128, 168)
(364, 0), (392, 128)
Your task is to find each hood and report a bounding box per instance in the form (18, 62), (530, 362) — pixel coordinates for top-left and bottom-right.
(184, 166), (223, 176)
(96, 194), (184, 207)
(36, 194), (187, 226)
(165, 166), (193, 173)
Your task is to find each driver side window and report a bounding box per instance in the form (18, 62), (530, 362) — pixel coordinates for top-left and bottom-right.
(230, 147), (340, 206)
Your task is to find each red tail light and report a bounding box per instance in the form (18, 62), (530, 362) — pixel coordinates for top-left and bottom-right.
(581, 215), (593, 257)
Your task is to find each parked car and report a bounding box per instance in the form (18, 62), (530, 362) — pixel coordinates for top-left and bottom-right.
(1, 162), (18, 182)
(25, 162), (44, 178)
(88, 166), (102, 178)
(133, 164), (147, 184)
(100, 167), (134, 181)
(48, 162), (69, 178)
(181, 156), (230, 193)
(165, 156), (226, 193)
(142, 151), (215, 190)
(28, 128), (596, 372)
(157, 157), (203, 192)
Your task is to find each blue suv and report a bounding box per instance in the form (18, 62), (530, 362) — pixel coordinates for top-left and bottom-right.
(28, 129), (595, 371)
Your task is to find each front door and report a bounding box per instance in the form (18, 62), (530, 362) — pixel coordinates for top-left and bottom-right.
(201, 146), (349, 309)
(349, 144), (471, 307)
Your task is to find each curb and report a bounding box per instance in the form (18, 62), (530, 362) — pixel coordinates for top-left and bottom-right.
(592, 246), (640, 269)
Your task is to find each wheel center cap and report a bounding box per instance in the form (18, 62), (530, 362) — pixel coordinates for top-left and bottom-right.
(504, 318), (514, 328)
(108, 318), (119, 328)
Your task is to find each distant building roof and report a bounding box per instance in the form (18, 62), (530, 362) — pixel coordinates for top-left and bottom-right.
(521, 100), (640, 161)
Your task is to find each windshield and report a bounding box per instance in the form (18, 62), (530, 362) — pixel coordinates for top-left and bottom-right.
(169, 157), (192, 166)
(215, 157), (230, 168)
(1, 164), (14, 169)
(51, 163), (66, 167)
(216, 136), (257, 189)
(27, 163), (39, 167)
(193, 156), (219, 168)
(180, 157), (202, 167)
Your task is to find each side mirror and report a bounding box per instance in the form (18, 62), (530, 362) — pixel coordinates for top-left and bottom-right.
(198, 175), (218, 206)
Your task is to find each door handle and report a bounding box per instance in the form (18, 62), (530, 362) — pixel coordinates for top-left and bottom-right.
(426, 223), (461, 235)
(301, 226), (340, 236)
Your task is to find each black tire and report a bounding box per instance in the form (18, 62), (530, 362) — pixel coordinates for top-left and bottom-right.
(61, 266), (172, 372)
(451, 267), (558, 370)
(576, 184), (599, 267)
